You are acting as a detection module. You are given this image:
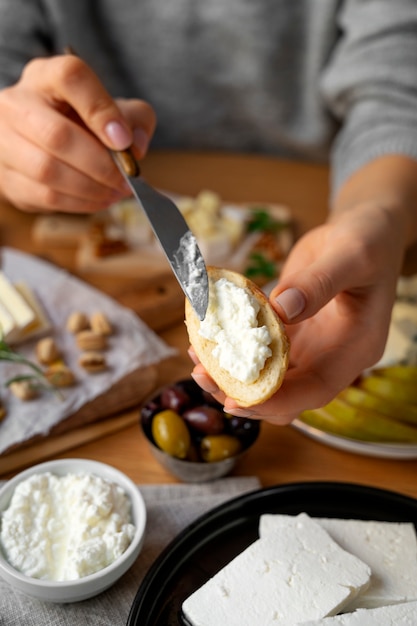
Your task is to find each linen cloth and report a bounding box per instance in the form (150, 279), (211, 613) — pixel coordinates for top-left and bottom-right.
(0, 247), (176, 455)
(0, 476), (261, 626)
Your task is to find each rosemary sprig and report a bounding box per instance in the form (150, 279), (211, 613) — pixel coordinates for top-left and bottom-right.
(0, 335), (62, 398)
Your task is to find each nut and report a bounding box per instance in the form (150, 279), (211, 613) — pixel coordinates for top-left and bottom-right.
(0, 401), (6, 421)
(9, 380), (38, 401)
(44, 364), (76, 388)
(66, 311), (90, 334)
(36, 337), (60, 365)
(79, 351), (107, 373)
(75, 330), (107, 351)
(90, 311), (113, 336)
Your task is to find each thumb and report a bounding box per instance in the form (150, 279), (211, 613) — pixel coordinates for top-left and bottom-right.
(270, 254), (355, 323)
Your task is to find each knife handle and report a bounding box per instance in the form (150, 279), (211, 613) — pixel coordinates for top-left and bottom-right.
(64, 46), (141, 179)
(112, 148), (141, 178)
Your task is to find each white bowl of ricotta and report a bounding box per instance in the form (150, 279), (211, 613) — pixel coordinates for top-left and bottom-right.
(0, 458), (146, 603)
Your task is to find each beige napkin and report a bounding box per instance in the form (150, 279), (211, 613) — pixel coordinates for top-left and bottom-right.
(0, 247), (176, 454)
(0, 476), (261, 625)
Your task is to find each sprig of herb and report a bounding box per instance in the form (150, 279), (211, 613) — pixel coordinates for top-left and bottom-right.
(0, 335), (62, 398)
(245, 252), (277, 280)
(247, 208), (287, 234)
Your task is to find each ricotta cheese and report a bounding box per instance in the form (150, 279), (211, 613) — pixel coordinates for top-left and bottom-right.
(300, 599), (417, 625)
(182, 513), (371, 626)
(0, 471), (135, 581)
(260, 514), (417, 610)
(198, 277), (272, 383)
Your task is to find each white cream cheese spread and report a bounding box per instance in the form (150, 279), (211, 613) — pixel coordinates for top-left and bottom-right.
(0, 472), (135, 581)
(199, 277), (272, 383)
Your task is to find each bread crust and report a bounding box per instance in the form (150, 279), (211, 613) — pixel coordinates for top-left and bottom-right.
(185, 267), (290, 407)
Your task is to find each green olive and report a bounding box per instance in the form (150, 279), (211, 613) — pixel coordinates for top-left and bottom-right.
(200, 434), (242, 463)
(151, 410), (191, 459)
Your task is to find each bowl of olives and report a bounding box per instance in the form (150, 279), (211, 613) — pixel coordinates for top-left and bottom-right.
(140, 378), (260, 482)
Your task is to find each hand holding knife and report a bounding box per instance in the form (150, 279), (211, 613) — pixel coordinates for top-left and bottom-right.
(65, 46), (209, 321)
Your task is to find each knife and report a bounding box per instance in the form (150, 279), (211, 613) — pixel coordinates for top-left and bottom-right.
(62, 46), (209, 320)
(112, 150), (209, 320)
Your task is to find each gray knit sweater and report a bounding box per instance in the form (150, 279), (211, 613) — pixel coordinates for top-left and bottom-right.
(1, 0), (417, 197)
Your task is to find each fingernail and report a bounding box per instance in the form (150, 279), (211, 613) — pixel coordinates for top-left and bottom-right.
(225, 407), (255, 418)
(191, 372), (219, 394)
(275, 288), (306, 320)
(133, 127), (150, 156)
(105, 121), (131, 149)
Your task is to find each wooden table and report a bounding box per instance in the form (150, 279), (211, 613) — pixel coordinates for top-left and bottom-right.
(1, 150), (417, 501)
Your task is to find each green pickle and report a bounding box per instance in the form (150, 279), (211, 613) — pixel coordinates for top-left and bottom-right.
(151, 410), (191, 459)
(300, 397), (417, 443)
(299, 363), (417, 445)
(200, 434), (242, 462)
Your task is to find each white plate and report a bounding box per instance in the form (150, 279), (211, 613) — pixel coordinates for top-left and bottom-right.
(292, 419), (417, 460)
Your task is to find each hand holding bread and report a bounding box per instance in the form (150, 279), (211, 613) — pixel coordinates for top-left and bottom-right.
(185, 267), (290, 408)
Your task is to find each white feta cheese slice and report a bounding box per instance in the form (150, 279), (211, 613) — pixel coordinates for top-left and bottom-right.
(0, 298), (16, 340)
(299, 599), (417, 625)
(0, 271), (36, 340)
(260, 515), (417, 610)
(182, 513), (371, 626)
(11, 282), (51, 343)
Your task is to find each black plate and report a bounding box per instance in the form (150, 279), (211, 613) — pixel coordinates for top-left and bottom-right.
(127, 482), (417, 626)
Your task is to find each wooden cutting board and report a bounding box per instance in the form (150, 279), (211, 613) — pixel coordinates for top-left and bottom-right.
(31, 197), (294, 332)
(32, 214), (186, 331)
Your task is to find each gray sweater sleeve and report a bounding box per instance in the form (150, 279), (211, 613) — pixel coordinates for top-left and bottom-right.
(0, 0), (53, 86)
(321, 0), (417, 198)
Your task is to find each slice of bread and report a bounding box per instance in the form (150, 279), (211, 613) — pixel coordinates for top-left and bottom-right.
(185, 267), (289, 407)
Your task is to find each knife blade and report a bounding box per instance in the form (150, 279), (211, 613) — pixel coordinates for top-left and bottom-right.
(113, 151), (209, 320)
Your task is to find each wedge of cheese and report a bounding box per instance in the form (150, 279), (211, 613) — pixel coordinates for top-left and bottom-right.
(182, 513), (371, 626)
(0, 273), (50, 344)
(300, 600), (417, 625)
(0, 298), (16, 340)
(260, 515), (417, 610)
(12, 281), (51, 343)
(0, 271), (35, 341)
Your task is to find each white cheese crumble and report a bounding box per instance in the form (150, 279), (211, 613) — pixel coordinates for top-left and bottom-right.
(198, 277), (272, 383)
(0, 472), (136, 581)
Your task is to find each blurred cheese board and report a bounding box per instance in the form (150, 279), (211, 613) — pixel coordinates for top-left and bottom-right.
(0, 248), (175, 468)
(32, 189), (294, 286)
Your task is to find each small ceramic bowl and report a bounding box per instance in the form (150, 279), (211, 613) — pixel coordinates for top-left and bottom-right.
(0, 458), (146, 603)
(140, 378), (260, 483)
